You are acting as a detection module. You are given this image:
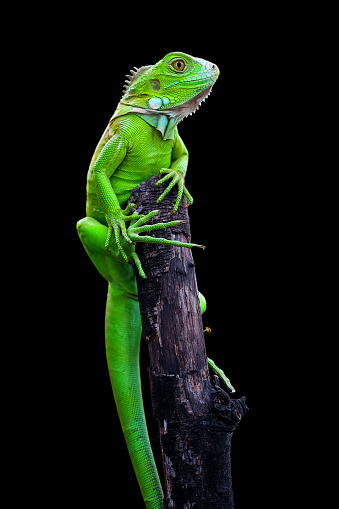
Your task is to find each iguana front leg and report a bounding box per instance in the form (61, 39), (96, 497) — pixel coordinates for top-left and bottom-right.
(155, 129), (193, 214)
(93, 131), (201, 276)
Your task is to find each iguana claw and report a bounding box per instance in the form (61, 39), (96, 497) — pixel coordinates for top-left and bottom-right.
(156, 168), (194, 214)
(126, 210), (204, 277)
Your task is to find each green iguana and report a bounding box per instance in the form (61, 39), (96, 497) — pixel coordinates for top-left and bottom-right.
(77, 51), (234, 509)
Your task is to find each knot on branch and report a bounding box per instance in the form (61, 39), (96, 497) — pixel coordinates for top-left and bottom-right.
(211, 376), (248, 429)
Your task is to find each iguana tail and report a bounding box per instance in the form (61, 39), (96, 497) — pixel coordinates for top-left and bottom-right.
(105, 283), (164, 509)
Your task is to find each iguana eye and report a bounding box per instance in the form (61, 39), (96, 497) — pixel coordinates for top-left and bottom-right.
(172, 59), (186, 71)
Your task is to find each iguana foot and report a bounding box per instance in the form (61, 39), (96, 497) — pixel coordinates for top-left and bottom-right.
(207, 357), (235, 393)
(127, 210), (205, 278)
(156, 169), (194, 214)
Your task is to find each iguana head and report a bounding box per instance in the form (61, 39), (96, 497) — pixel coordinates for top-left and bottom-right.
(121, 51), (219, 122)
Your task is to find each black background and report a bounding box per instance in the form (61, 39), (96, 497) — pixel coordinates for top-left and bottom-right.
(25, 9), (321, 508)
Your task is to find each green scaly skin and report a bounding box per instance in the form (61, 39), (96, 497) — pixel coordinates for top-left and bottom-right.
(77, 52), (233, 509)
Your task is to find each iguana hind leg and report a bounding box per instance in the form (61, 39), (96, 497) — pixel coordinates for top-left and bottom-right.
(207, 357), (235, 393)
(198, 291), (206, 314)
(199, 292), (235, 393)
(76, 216), (136, 288)
(77, 216), (164, 508)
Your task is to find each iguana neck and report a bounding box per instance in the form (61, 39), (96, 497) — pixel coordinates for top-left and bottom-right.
(111, 84), (214, 140)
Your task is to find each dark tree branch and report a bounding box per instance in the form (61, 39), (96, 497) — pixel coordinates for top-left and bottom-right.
(130, 176), (248, 509)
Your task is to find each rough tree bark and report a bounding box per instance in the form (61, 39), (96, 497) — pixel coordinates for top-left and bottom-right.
(130, 176), (248, 509)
